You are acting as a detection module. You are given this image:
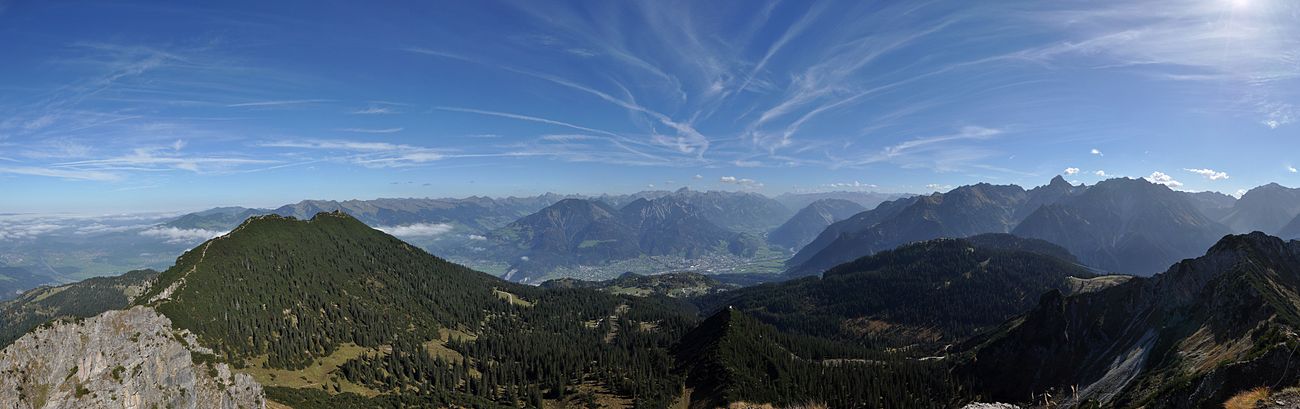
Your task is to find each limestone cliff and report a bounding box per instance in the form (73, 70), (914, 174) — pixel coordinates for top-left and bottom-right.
(0, 306), (264, 409)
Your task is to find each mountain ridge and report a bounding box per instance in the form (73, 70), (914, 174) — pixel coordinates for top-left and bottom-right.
(959, 232), (1300, 407)
(767, 198), (866, 251)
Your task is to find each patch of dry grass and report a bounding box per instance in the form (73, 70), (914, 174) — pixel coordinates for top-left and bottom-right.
(1224, 387), (1270, 409)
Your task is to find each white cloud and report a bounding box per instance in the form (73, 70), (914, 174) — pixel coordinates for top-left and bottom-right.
(825, 181), (878, 189)
(1184, 168), (1229, 181)
(719, 176), (763, 188)
(74, 223), (149, 235)
(1144, 171), (1183, 188)
(0, 222), (65, 241)
(1090, 148), (1103, 156)
(467, 234), (487, 241)
(375, 223), (455, 237)
(1064, 167), (1080, 175)
(693, 174), (703, 180)
(1234, 189), (1248, 198)
(1095, 170), (1108, 177)
(925, 184), (953, 191)
(139, 226), (227, 244)
(1288, 165), (1297, 173)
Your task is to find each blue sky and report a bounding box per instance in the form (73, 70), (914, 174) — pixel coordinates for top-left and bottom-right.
(1, 0), (1298, 213)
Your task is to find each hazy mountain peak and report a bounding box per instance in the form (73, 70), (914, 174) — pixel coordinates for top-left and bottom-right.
(1013, 176), (1228, 275)
(1048, 175), (1070, 187)
(768, 199), (865, 251)
(1223, 182), (1300, 234)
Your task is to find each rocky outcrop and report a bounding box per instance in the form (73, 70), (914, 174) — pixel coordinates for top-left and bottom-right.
(0, 306), (263, 409)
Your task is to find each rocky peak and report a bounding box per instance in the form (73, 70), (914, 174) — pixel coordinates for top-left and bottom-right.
(0, 306), (263, 408)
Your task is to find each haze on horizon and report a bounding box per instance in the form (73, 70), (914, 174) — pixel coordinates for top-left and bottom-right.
(1, 0), (1298, 214)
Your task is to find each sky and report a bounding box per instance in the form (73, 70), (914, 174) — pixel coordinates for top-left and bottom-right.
(1, 0), (1298, 213)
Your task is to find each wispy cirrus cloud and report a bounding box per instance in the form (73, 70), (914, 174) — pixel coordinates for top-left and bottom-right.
(226, 99), (332, 108)
(1017, 0), (1300, 128)
(339, 127), (403, 134)
(819, 126), (1006, 172)
(51, 147), (276, 174)
(0, 166), (120, 181)
(259, 139), (444, 168)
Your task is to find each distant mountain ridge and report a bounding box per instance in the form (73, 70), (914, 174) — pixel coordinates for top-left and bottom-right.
(611, 188), (794, 234)
(787, 176), (1253, 277)
(487, 198), (762, 282)
(767, 198), (865, 251)
(1280, 214), (1300, 239)
(772, 191), (913, 212)
(786, 179), (1070, 276)
(165, 194), (576, 232)
(1221, 183), (1300, 234)
(1013, 177), (1231, 275)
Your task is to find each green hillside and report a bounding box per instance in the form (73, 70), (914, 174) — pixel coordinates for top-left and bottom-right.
(137, 211), (698, 408)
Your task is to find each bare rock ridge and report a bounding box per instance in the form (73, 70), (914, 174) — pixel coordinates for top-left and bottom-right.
(0, 306), (264, 409)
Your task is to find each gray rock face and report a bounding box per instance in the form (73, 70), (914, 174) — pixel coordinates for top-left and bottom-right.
(0, 306), (264, 409)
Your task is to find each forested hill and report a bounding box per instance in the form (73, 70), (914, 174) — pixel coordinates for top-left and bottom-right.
(700, 235), (1103, 347)
(138, 211), (507, 367)
(134, 211), (700, 408)
(674, 308), (958, 409)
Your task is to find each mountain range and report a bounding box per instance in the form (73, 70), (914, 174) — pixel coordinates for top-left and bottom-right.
(1012, 177), (1231, 274)
(787, 176), (1300, 278)
(144, 178), (1300, 286)
(481, 198), (763, 283)
(786, 179), (1070, 276)
(8, 205), (1300, 407)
